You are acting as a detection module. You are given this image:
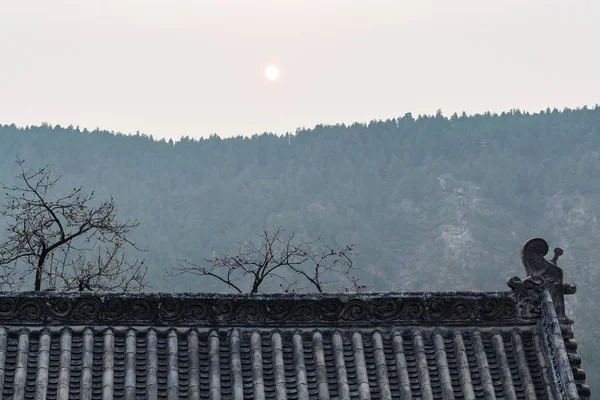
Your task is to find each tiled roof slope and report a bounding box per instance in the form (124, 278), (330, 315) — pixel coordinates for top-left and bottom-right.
(0, 238), (588, 400)
(0, 323), (563, 400)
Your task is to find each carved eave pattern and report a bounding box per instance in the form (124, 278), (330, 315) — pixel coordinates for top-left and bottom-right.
(0, 291), (519, 327)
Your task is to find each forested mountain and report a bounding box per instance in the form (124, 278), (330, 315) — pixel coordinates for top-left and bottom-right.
(1, 106), (600, 391)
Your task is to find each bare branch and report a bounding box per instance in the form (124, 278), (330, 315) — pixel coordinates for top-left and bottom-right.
(170, 260), (244, 293)
(173, 227), (364, 293)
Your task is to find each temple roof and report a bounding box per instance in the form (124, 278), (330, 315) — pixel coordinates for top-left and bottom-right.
(0, 238), (589, 400)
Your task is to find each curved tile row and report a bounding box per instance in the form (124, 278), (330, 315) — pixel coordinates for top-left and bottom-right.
(0, 326), (548, 400)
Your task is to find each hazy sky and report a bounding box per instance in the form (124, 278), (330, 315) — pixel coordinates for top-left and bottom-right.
(1, 0), (598, 140)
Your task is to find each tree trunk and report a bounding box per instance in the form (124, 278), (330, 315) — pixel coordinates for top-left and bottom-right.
(34, 253), (46, 291)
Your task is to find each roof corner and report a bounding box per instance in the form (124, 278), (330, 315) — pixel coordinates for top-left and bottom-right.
(507, 237), (576, 321)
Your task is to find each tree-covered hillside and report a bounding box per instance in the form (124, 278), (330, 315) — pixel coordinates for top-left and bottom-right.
(1, 106), (599, 391)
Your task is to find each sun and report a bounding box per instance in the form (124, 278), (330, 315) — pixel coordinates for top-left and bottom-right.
(264, 65), (280, 81)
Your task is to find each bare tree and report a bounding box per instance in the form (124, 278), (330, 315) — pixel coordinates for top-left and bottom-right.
(44, 240), (147, 292)
(0, 158), (147, 291)
(172, 227), (365, 293)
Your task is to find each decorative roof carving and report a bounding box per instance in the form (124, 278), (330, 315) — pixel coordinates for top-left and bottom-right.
(507, 238), (576, 320)
(0, 291), (517, 326)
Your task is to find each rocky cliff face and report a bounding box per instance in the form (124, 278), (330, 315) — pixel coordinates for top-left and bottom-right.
(372, 173), (527, 292)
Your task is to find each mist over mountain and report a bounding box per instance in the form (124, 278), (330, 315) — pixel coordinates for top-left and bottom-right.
(1, 106), (599, 390)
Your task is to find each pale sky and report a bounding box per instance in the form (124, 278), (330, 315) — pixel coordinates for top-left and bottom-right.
(0, 0), (598, 140)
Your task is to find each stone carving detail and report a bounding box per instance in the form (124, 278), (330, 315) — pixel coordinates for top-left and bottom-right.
(0, 292), (517, 326)
(507, 238), (576, 319)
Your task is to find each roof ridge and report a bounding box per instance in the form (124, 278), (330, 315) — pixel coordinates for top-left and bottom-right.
(0, 290), (520, 326)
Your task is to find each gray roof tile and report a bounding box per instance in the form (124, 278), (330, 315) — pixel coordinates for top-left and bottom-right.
(0, 326), (566, 399)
